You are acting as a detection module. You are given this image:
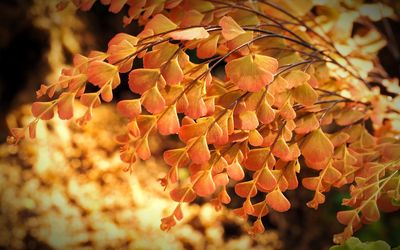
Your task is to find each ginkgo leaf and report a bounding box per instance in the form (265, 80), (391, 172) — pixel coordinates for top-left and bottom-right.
(184, 82), (208, 119)
(28, 121), (37, 139)
(227, 32), (253, 55)
(136, 137), (151, 160)
(235, 181), (257, 198)
(197, 34), (219, 59)
(279, 101), (296, 120)
(226, 161), (245, 181)
(128, 68), (160, 94)
(266, 189), (291, 212)
(256, 168), (277, 191)
(257, 97), (275, 125)
(80, 93), (101, 108)
(127, 120), (140, 137)
(337, 210), (359, 225)
(251, 202), (269, 217)
(143, 42), (179, 69)
(161, 57), (183, 85)
(163, 148), (189, 168)
(168, 27), (209, 40)
(225, 54), (278, 92)
(235, 110), (259, 130)
(206, 122), (223, 144)
(336, 109), (365, 126)
(213, 172), (229, 186)
(244, 148), (269, 171)
(188, 136), (210, 164)
(141, 87), (166, 114)
(292, 82), (318, 106)
(179, 120), (208, 143)
(248, 129), (263, 147)
(361, 200), (380, 222)
(193, 171), (216, 197)
(58, 92), (75, 120)
(87, 61), (120, 88)
(144, 14), (177, 34)
(295, 114), (319, 134)
(272, 137), (291, 161)
(170, 186), (196, 203)
(285, 70), (310, 89)
(101, 83), (113, 102)
(157, 105), (180, 135)
(117, 99), (141, 119)
(31, 102), (55, 120)
(107, 39), (137, 73)
(302, 176), (320, 191)
(243, 198), (255, 214)
(173, 204), (183, 221)
(301, 128), (334, 168)
(219, 16), (246, 40)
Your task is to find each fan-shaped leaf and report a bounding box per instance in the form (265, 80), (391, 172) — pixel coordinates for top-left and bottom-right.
(225, 54), (278, 92)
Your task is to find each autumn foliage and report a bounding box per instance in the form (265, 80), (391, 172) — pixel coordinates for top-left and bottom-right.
(8, 0), (400, 244)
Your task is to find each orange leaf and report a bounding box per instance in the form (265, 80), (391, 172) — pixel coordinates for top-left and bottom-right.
(248, 129), (263, 146)
(143, 42), (179, 69)
(80, 93), (101, 108)
(107, 39), (137, 73)
(292, 82), (318, 106)
(243, 148), (269, 171)
(127, 120), (140, 137)
(197, 34), (219, 59)
(225, 54), (278, 92)
(256, 168), (277, 192)
(250, 202), (269, 217)
(163, 148), (189, 168)
(101, 83), (113, 102)
(243, 198), (255, 214)
(136, 137), (151, 160)
(235, 181), (257, 198)
(168, 27), (209, 40)
(161, 57), (183, 85)
(235, 110), (259, 130)
(170, 187), (196, 203)
(28, 121), (37, 139)
(266, 189), (291, 212)
(31, 102), (54, 120)
(157, 105), (180, 135)
(188, 136), (210, 164)
(336, 109), (365, 126)
(141, 87), (166, 114)
(117, 99), (141, 119)
(58, 93), (75, 120)
(144, 14), (177, 34)
(272, 137), (291, 161)
(87, 61), (120, 88)
(226, 161), (244, 181)
(213, 172), (229, 186)
(301, 128), (334, 168)
(279, 101), (296, 120)
(206, 122), (223, 144)
(295, 114), (319, 135)
(193, 171), (216, 197)
(219, 16), (245, 40)
(284, 70), (310, 89)
(179, 120), (208, 143)
(337, 210), (359, 225)
(361, 200), (380, 223)
(128, 68), (160, 94)
(257, 97), (275, 125)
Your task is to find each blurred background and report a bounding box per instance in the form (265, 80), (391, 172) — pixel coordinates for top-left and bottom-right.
(0, 1), (399, 249)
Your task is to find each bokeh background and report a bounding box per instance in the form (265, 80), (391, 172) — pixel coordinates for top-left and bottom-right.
(0, 1), (399, 249)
